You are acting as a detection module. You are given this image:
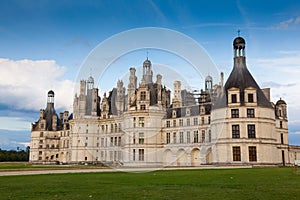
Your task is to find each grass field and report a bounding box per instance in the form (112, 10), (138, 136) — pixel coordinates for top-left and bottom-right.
(0, 167), (299, 200)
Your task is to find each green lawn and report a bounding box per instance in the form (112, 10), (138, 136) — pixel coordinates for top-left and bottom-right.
(0, 168), (299, 200)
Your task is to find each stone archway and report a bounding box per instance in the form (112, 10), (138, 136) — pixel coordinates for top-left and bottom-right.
(176, 149), (187, 166)
(163, 149), (173, 166)
(191, 148), (201, 166)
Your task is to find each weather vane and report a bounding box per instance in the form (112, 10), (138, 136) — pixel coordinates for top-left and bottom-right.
(237, 29), (241, 37)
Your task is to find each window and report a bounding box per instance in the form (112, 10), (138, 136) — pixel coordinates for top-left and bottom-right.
(140, 91), (146, 101)
(39, 151), (42, 155)
(231, 109), (239, 118)
(193, 131), (198, 143)
(140, 105), (146, 110)
(86, 129), (88, 134)
(115, 124), (118, 132)
(139, 133), (144, 144)
(179, 132), (184, 143)
(248, 125), (256, 138)
(247, 109), (255, 118)
(110, 137), (113, 146)
(139, 117), (145, 127)
(208, 116), (211, 124)
(118, 137), (121, 146)
(208, 130), (211, 142)
(232, 125), (240, 138)
(133, 117), (136, 128)
(114, 137), (117, 146)
(233, 146), (241, 161)
(40, 132), (43, 137)
(201, 130), (205, 143)
(173, 120), (176, 127)
(166, 121), (170, 128)
(179, 119), (183, 127)
(133, 149), (136, 161)
(280, 121), (283, 128)
(281, 133), (284, 144)
(193, 118), (198, 125)
(173, 133), (177, 144)
(187, 118), (190, 126)
(201, 117), (205, 125)
(111, 124), (114, 133)
(85, 142), (88, 147)
(139, 149), (144, 161)
(248, 93), (254, 103)
(187, 131), (190, 143)
(249, 146), (257, 162)
(96, 142), (99, 147)
(133, 133), (136, 144)
(101, 138), (104, 147)
(231, 94), (237, 103)
(118, 123), (121, 132)
(166, 133), (170, 144)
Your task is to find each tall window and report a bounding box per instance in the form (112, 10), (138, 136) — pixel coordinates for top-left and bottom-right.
(208, 130), (211, 142)
(232, 125), (240, 138)
(166, 133), (170, 144)
(281, 133), (284, 144)
(280, 121), (283, 128)
(187, 118), (190, 126)
(231, 109), (239, 118)
(247, 124), (256, 138)
(179, 132), (184, 143)
(233, 146), (241, 161)
(201, 117), (205, 125)
(139, 133), (144, 144)
(208, 116), (211, 124)
(193, 118), (198, 125)
(173, 120), (177, 127)
(249, 146), (257, 162)
(110, 137), (114, 146)
(138, 149), (144, 161)
(118, 137), (121, 146)
(201, 130), (205, 143)
(166, 121), (170, 128)
(187, 131), (190, 143)
(140, 91), (146, 101)
(179, 119), (183, 126)
(247, 108), (255, 118)
(133, 117), (136, 128)
(133, 149), (136, 161)
(248, 93), (254, 103)
(139, 117), (145, 127)
(101, 138), (104, 147)
(173, 132), (177, 144)
(231, 94), (237, 103)
(133, 133), (136, 144)
(193, 131), (198, 143)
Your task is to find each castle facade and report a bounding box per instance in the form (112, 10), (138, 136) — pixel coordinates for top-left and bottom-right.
(29, 36), (300, 166)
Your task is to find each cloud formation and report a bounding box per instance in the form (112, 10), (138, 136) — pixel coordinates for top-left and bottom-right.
(276, 16), (300, 29)
(0, 58), (74, 111)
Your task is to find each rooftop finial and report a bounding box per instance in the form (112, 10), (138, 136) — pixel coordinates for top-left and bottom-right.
(237, 29), (241, 37)
(146, 51), (149, 60)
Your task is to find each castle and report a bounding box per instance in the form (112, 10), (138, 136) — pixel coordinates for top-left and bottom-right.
(29, 36), (300, 166)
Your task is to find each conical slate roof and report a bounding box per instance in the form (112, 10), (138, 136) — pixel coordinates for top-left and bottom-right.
(223, 57), (272, 108)
(213, 36), (272, 109)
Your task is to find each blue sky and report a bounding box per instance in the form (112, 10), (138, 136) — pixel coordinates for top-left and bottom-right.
(1, 0), (300, 150)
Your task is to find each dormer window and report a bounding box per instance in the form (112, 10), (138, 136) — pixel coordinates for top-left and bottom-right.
(140, 91), (146, 101)
(172, 110), (176, 118)
(231, 94), (237, 103)
(248, 93), (254, 103)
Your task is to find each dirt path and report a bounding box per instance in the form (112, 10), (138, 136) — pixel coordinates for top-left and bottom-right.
(0, 165), (252, 176)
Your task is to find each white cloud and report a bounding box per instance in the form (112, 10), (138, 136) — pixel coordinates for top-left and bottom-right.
(276, 16), (300, 29)
(0, 58), (74, 111)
